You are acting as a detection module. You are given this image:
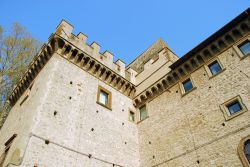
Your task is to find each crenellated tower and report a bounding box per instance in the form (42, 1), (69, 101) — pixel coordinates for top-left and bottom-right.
(0, 8), (250, 167)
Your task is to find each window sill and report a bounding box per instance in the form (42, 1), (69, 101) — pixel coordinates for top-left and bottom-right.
(240, 53), (250, 60)
(96, 101), (112, 111)
(129, 120), (136, 123)
(224, 109), (247, 121)
(181, 87), (197, 97)
(137, 116), (149, 124)
(209, 68), (226, 80)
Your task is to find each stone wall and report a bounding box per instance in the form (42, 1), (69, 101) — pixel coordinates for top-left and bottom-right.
(137, 43), (250, 167)
(0, 52), (140, 167)
(1, 12), (249, 167)
(0, 53), (58, 167)
(20, 53), (139, 167)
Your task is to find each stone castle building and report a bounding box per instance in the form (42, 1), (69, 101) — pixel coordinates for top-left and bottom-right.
(0, 8), (250, 167)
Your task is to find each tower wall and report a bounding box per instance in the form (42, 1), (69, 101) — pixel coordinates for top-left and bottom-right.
(0, 53), (58, 167)
(19, 53), (139, 167)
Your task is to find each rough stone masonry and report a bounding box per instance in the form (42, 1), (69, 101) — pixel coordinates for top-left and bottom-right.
(0, 7), (250, 167)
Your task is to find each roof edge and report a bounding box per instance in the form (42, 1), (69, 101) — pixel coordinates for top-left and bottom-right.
(170, 7), (250, 69)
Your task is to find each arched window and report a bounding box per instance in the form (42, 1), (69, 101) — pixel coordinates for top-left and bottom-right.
(238, 135), (250, 167)
(245, 140), (250, 164)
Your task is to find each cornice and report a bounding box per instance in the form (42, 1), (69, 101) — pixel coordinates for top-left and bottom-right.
(8, 11), (250, 107)
(133, 18), (250, 107)
(8, 34), (136, 106)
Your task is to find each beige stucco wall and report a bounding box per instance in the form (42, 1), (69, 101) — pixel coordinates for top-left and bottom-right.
(137, 46), (250, 167)
(18, 53), (139, 167)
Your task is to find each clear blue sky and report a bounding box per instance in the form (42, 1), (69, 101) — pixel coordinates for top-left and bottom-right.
(1, 1), (249, 64)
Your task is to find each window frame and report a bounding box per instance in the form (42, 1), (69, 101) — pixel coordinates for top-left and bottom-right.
(129, 110), (135, 122)
(239, 40), (250, 57)
(233, 35), (250, 60)
(220, 95), (247, 121)
(238, 135), (250, 167)
(204, 58), (225, 79)
(179, 76), (196, 96)
(97, 85), (112, 110)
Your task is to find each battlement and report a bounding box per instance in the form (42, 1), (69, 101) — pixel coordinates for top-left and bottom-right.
(2, 8), (250, 167)
(55, 20), (135, 83)
(8, 20), (140, 106)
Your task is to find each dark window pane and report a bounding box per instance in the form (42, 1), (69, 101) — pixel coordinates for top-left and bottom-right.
(140, 105), (147, 121)
(226, 101), (242, 115)
(239, 41), (250, 56)
(208, 61), (222, 75)
(182, 79), (193, 92)
(244, 139), (250, 164)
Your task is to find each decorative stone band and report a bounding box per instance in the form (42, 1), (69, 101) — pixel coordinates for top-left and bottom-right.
(134, 18), (250, 107)
(8, 34), (136, 106)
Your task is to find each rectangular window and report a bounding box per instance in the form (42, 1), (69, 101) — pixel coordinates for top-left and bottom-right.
(239, 40), (250, 56)
(0, 134), (17, 166)
(220, 95), (248, 121)
(182, 79), (193, 92)
(129, 111), (135, 122)
(140, 105), (147, 121)
(97, 86), (112, 109)
(226, 101), (242, 115)
(208, 60), (222, 75)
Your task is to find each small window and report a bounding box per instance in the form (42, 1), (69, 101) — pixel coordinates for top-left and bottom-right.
(139, 105), (147, 121)
(208, 60), (222, 75)
(220, 95), (247, 121)
(97, 86), (112, 109)
(226, 101), (242, 115)
(239, 40), (250, 56)
(20, 95), (29, 106)
(0, 134), (17, 166)
(182, 79), (193, 92)
(129, 111), (135, 122)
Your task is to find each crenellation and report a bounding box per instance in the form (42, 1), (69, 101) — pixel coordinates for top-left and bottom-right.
(103, 50), (114, 66)
(55, 20), (73, 39)
(115, 59), (126, 77)
(90, 41), (101, 57)
(54, 20), (138, 85)
(126, 67), (137, 85)
(77, 32), (88, 44)
(1, 8), (250, 167)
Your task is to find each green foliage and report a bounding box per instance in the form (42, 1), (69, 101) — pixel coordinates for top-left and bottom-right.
(0, 23), (41, 128)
